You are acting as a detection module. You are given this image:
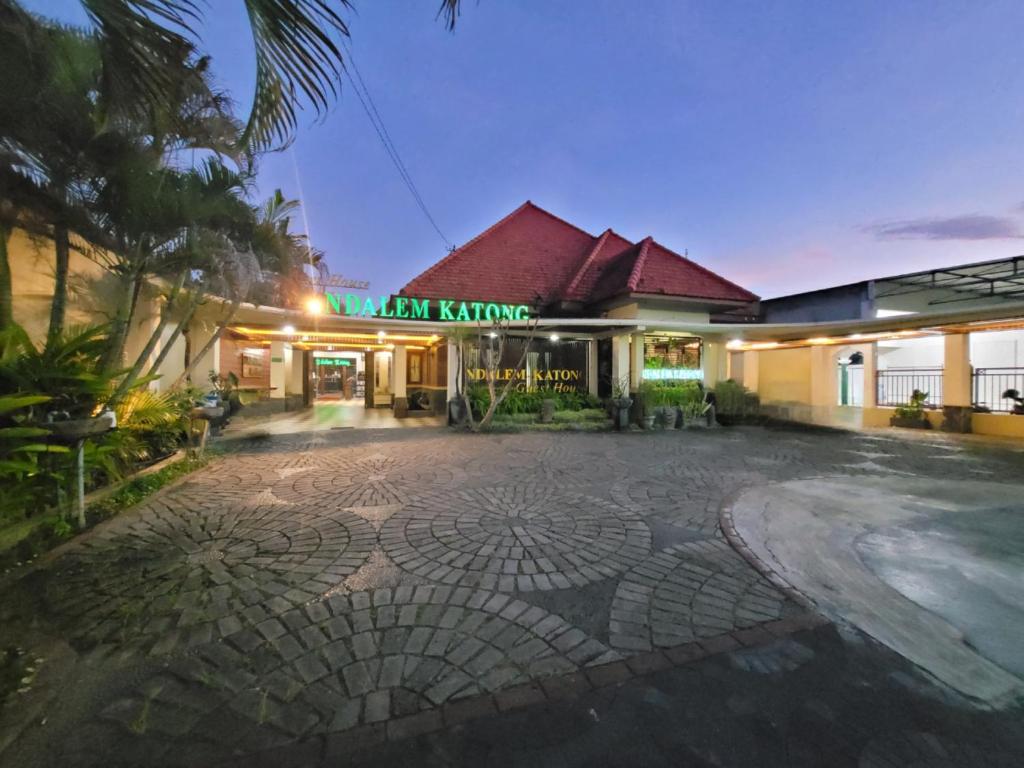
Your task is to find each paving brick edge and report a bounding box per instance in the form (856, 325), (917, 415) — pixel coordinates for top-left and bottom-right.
(236, 614), (833, 761)
(718, 480), (827, 612)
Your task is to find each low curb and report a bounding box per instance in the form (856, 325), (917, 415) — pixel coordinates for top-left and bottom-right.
(220, 614), (831, 764)
(718, 484), (823, 612)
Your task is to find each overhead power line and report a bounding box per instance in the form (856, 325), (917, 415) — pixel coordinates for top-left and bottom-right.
(341, 41), (454, 251)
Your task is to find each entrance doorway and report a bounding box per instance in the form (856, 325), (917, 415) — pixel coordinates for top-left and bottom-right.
(310, 350), (395, 408)
(837, 351), (865, 406)
(312, 351), (365, 402)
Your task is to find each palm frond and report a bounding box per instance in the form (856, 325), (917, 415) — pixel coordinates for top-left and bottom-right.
(240, 0), (352, 150)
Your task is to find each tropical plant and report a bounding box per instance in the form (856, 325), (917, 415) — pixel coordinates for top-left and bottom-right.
(894, 389), (929, 421)
(0, 393), (69, 522)
(712, 379), (759, 416)
(61, 0), (464, 152)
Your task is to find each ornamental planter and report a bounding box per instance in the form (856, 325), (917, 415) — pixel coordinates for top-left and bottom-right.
(641, 414), (656, 430)
(190, 406), (225, 421)
(540, 398), (556, 424)
(43, 411), (117, 442)
(890, 415), (931, 429)
(612, 397), (633, 431)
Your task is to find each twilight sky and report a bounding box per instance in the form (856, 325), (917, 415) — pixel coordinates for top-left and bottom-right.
(28, 1), (1024, 299)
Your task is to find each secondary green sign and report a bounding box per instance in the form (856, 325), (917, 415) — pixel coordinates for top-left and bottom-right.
(324, 293), (530, 322)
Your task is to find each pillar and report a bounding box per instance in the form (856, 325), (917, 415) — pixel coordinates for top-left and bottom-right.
(741, 350), (759, 393)
(702, 340), (727, 388)
(943, 333), (972, 407)
(286, 346), (304, 397)
(863, 342), (878, 408)
(630, 332), (645, 393)
(393, 345), (408, 417)
(611, 335), (631, 396)
(269, 340), (286, 399)
(446, 340), (459, 402)
(587, 339), (598, 397)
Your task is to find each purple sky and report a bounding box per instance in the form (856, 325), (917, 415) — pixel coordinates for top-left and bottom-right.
(27, 1), (1024, 299)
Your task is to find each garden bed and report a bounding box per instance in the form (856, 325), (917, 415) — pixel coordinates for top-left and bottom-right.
(0, 452), (210, 574)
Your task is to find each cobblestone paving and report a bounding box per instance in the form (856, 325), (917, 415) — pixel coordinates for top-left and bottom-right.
(1, 425), (1023, 767)
(608, 539), (795, 652)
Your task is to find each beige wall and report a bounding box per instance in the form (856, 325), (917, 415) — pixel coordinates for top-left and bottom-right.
(604, 301), (709, 324)
(756, 347), (812, 405)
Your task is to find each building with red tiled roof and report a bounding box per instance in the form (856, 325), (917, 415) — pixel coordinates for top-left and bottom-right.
(399, 201), (757, 318)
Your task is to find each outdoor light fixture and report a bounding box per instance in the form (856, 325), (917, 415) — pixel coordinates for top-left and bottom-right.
(281, 324), (296, 335)
(726, 339), (743, 349)
(489, 332), (498, 339)
(304, 296), (324, 315)
(377, 331), (386, 341)
(327, 345), (334, 351)
(549, 334), (559, 342)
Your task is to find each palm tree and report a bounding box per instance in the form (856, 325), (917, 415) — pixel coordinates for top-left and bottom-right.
(171, 188), (319, 386)
(76, 0), (465, 151)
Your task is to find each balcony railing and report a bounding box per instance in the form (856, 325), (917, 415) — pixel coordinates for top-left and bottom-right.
(876, 368), (943, 408)
(973, 367), (1024, 412)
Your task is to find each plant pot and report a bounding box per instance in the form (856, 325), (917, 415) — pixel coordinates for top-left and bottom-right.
(540, 398), (556, 424)
(448, 398), (468, 425)
(658, 406), (680, 429)
(641, 414), (656, 430)
(890, 415), (931, 429)
(43, 412), (117, 442)
(613, 398), (633, 431)
(191, 406), (225, 421)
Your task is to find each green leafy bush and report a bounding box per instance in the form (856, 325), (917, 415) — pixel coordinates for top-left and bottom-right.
(468, 385), (599, 418)
(894, 389), (929, 420)
(712, 379), (760, 416)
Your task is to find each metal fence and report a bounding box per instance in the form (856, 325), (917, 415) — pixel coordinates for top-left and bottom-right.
(973, 367), (1024, 412)
(876, 368), (943, 408)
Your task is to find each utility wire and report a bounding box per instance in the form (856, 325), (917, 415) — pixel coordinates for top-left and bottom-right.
(341, 41), (453, 251)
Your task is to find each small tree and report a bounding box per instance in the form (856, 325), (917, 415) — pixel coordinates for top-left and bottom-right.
(458, 318), (538, 431)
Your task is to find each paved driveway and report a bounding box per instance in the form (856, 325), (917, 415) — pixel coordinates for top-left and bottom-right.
(1, 426), (1022, 767)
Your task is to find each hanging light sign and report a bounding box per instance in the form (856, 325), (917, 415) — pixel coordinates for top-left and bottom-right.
(324, 292), (530, 322)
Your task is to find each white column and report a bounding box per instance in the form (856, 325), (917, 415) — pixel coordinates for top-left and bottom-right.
(703, 340), (727, 388)
(269, 340), (286, 399)
(630, 332), (645, 392)
(611, 335), (631, 394)
(741, 350), (759, 392)
(446, 340), (459, 402)
(943, 333), (972, 406)
(587, 339), (598, 397)
(392, 345), (408, 417)
(863, 342), (878, 408)
(286, 346), (305, 397)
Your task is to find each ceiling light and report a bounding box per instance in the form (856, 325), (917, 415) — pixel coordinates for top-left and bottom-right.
(281, 325), (296, 335)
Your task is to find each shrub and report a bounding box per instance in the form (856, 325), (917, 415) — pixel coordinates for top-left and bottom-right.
(713, 379), (759, 416)
(894, 389), (929, 420)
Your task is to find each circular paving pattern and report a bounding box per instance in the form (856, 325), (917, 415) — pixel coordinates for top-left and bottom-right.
(380, 485), (651, 592)
(610, 477), (723, 537)
(608, 539), (790, 652)
(276, 450), (466, 507)
(104, 586), (615, 740)
(43, 488), (376, 652)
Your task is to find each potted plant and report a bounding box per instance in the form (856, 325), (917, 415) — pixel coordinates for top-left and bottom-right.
(638, 381), (658, 429)
(890, 389), (932, 429)
(1003, 389), (1024, 415)
(611, 377), (633, 431)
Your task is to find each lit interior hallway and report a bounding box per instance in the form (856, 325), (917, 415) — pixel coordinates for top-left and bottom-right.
(221, 399), (445, 438)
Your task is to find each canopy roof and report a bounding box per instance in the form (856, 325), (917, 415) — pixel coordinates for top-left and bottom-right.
(399, 202), (757, 310)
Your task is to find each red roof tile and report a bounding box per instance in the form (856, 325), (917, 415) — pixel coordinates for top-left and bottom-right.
(399, 202), (757, 308)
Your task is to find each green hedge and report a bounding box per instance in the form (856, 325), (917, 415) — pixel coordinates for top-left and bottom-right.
(467, 385), (602, 417)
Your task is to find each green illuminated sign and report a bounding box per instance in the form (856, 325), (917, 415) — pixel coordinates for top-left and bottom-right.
(324, 293), (530, 322)
(315, 358), (351, 366)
